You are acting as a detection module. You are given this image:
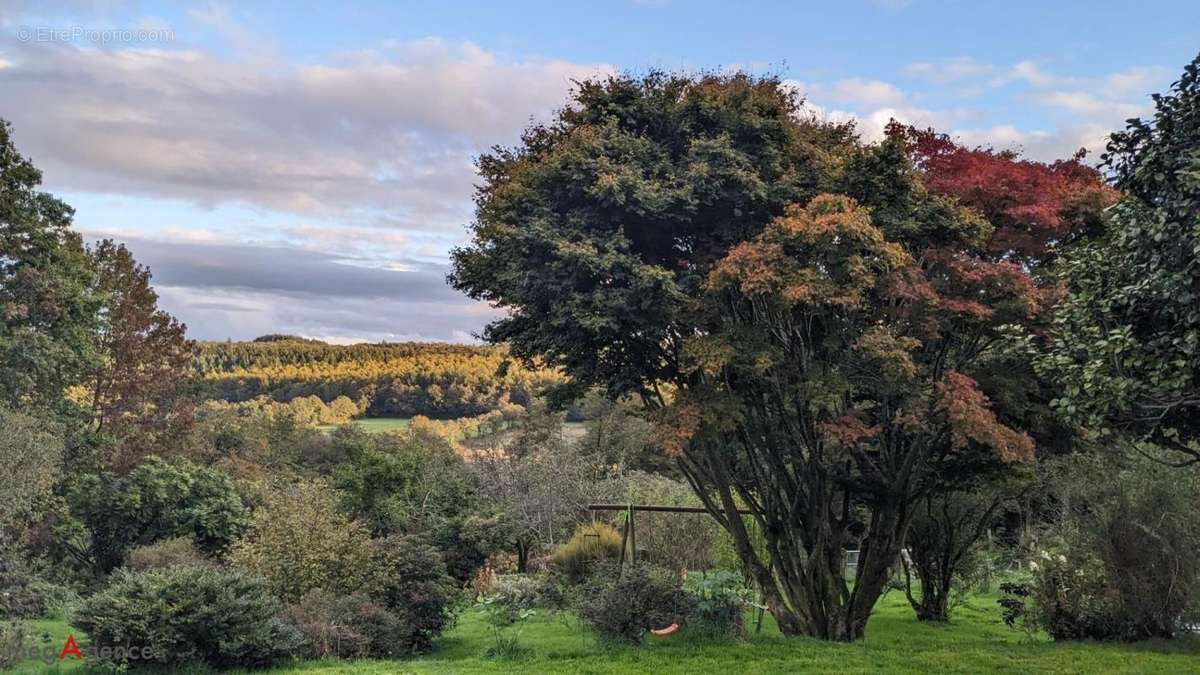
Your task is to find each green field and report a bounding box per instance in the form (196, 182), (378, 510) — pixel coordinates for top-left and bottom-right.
(12, 593), (1199, 674)
(316, 417), (412, 434)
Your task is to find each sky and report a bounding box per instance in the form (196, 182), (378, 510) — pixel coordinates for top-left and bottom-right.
(1, 1), (1197, 344)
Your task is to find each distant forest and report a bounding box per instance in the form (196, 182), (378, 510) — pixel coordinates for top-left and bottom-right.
(195, 337), (563, 418)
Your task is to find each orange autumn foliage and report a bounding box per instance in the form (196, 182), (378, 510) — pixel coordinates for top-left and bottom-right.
(936, 371), (1035, 462)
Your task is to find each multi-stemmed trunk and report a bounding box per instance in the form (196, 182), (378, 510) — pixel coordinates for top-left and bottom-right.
(901, 489), (1011, 623)
(904, 564), (952, 622)
(681, 444), (915, 641)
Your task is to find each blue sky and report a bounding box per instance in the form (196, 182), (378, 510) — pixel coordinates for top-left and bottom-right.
(1, 1), (1197, 342)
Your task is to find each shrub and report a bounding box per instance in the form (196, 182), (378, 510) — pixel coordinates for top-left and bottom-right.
(333, 430), (487, 583)
(576, 563), (695, 645)
(68, 456), (249, 574)
(471, 560), (497, 597)
(366, 534), (456, 655)
(683, 570), (749, 639)
(0, 560), (46, 619)
(0, 621), (25, 670)
(72, 566), (302, 669)
(282, 589), (409, 659)
(491, 574), (548, 609)
(230, 481), (375, 602)
(0, 407), (63, 530)
(0, 554), (79, 621)
(551, 523), (623, 583)
(1027, 547), (1125, 640)
(477, 592), (535, 659)
(1020, 455), (1200, 641)
(125, 535), (213, 572)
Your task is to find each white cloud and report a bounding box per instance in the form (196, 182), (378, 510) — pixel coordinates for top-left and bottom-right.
(155, 284), (498, 343)
(799, 77), (908, 107)
(791, 78), (973, 143)
(904, 56), (995, 84)
(993, 60), (1062, 88)
(949, 122), (1111, 161)
(1098, 65), (1173, 98)
(1032, 90), (1147, 119)
(867, 57), (1172, 160)
(0, 36), (613, 231)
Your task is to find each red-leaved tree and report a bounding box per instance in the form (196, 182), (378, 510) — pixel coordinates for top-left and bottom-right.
(888, 123), (1117, 271)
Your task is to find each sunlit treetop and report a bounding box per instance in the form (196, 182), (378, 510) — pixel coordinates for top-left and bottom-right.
(887, 122), (1118, 271)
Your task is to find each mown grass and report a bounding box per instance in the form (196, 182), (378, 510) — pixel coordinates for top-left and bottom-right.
(315, 417), (411, 434)
(14, 592), (1199, 674)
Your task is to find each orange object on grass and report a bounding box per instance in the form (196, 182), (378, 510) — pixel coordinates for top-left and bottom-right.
(649, 623), (679, 637)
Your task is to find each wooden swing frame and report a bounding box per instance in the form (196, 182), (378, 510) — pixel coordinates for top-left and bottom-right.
(585, 503), (765, 636)
(586, 503), (753, 568)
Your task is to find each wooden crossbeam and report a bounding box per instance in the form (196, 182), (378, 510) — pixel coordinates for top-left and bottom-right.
(586, 503), (752, 515)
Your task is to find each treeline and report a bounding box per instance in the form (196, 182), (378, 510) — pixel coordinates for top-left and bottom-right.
(195, 340), (564, 418)
(202, 394), (366, 428)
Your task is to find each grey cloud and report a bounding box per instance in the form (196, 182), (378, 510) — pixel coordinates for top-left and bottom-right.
(156, 285), (500, 343)
(89, 233), (502, 342)
(89, 233), (470, 303)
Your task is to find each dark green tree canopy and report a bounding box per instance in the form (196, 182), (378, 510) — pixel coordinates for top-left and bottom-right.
(67, 456), (249, 574)
(1039, 52), (1200, 464)
(451, 72), (855, 400)
(0, 118), (99, 410)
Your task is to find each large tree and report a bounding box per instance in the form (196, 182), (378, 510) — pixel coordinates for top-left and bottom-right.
(453, 72), (851, 402)
(0, 119), (99, 410)
(686, 192), (1037, 639)
(84, 239), (194, 469)
(1038, 53), (1200, 465)
(450, 72), (1097, 640)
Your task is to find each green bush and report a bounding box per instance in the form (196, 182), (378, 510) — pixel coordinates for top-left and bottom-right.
(551, 523), (623, 583)
(0, 559), (46, 619)
(68, 457), (249, 574)
(576, 563), (695, 645)
(282, 589), (409, 659)
(366, 534), (456, 654)
(230, 481), (376, 602)
(683, 570), (749, 639)
(332, 429), (488, 583)
(486, 573), (559, 610)
(1023, 455), (1200, 641)
(0, 620), (26, 670)
(72, 566), (303, 669)
(0, 407), (63, 530)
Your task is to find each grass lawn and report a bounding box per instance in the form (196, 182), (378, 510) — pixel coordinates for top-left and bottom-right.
(316, 417), (411, 434)
(562, 421), (588, 442)
(14, 593), (1199, 674)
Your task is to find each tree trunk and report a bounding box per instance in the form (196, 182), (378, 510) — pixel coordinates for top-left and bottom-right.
(722, 492), (909, 641)
(911, 578), (951, 622)
(515, 540), (530, 573)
